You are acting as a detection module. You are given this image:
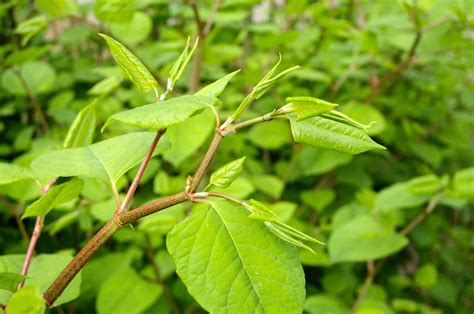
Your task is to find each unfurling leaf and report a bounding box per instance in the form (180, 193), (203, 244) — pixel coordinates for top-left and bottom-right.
(209, 157), (246, 188)
(22, 178), (83, 220)
(99, 33), (157, 92)
(168, 37), (199, 89)
(289, 116), (386, 154)
(167, 199), (305, 313)
(278, 96), (338, 121)
(102, 95), (216, 131)
(247, 199), (324, 253)
(321, 110), (376, 131)
(63, 100), (96, 148)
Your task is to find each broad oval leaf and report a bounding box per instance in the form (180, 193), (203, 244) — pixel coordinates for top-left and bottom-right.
(63, 100), (96, 148)
(22, 178), (83, 220)
(289, 116), (386, 154)
(167, 199), (305, 313)
(407, 174), (441, 195)
(210, 156), (246, 188)
(328, 215), (408, 263)
(31, 132), (170, 185)
(375, 182), (431, 212)
(102, 95), (215, 131)
(0, 163), (32, 185)
(452, 167), (474, 200)
(195, 70), (240, 98)
(99, 33), (157, 92)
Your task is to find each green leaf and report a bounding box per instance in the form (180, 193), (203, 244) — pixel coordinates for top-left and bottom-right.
(14, 16), (47, 46)
(289, 116), (386, 154)
(6, 285), (45, 314)
(0, 272), (27, 293)
(195, 70), (240, 98)
(31, 132), (170, 186)
(22, 178), (83, 220)
(2, 61), (56, 95)
(0, 163), (32, 185)
(110, 12), (152, 45)
(279, 97), (338, 121)
(304, 294), (347, 314)
(162, 110), (215, 167)
(407, 174), (441, 195)
(0, 254), (82, 306)
(340, 103), (387, 135)
(452, 167), (474, 200)
(210, 157), (246, 188)
(415, 264), (438, 288)
(375, 182), (431, 212)
(102, 95), (215, 131)
(63, 100), (96, 148)
(167, 199), (305, 313)
(36, 0), (78, 18)
(99, 33), (157, 92)
(94, 0), (135, 23)
(96, 268), (162, 314)
(248, 119), (292, 150)
(328, 215), (408, 263)
(251, 175), (285, 199)
(168, 37), (199, 89)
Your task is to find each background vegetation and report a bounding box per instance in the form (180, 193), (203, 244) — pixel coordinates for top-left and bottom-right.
(0, 0), (473, 313)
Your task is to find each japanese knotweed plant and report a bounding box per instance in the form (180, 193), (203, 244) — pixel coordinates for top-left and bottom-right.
(1, 34), (385, 313)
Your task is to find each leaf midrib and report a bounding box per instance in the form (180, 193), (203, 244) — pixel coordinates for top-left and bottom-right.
(212, 206), (268, 313)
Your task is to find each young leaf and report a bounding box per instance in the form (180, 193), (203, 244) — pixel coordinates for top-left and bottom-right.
(0, 272), (27, 292)
(168, 37), (199, 89)
(99, 33), (157, 92)
(63, 100), (97, 149)
(31, 132), (170, 185)
(102, 95), (216, 131)
(7, 285), (45, 314)
(247, 199), (324, 253)
(195, 70), (241, 98)
(0, 163), (32, 185)
(321, 110), (376, 130)
(209, 157), (246, 188)
(22, 178), (83, 220)
(167, 199), (305, 313)
(278, 97), (338, 121)
(289, 116), (386, 154)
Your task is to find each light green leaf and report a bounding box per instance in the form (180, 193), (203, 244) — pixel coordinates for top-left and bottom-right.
(14, 16), (47, 46)
(407, 174), (441, 195)
(0, 163), (32, 185)
(102, 95), (215, 131)
(452, 167), (474, 200)
(375, 182), (431, 212)
(88, 75), (123, 95)
(110, 12), (152, 45)
(31, 132), (170, 186)
(167, 199), (305, 313)
(195, 70), (240, 98)
(248, 119), (292, 150)
(169, 37), (199, 88)
(99, 33), (157, 92)
(94, 0), (135, 23)
(415, 264), (438, 288)
(209, 177), (255, 199)
(340, 103), (386, 135)
(162, 110), (214, 167)
(7, 285), (45, 314)
(0, 254), (82, 306)
(304, 294), (348, 314)
(289, 116), (386, 154)
(328, 215), (408, 263)
(2, 61), (56, 95)
(251, 175), (285, 199)
(63, 100), (96, 148)
(36, 0), (78, 18)
(22, 178), (83, 220)
(0, 272), (26, 293)
(279, 97), (338, 121)
(96, 268), (162, 314)
(210, 157), (246, 188)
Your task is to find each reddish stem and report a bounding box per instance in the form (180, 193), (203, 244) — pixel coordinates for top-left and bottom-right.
(18, 216), (42, 289)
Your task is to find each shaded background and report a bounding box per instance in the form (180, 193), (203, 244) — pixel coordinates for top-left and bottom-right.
(0, 0), (473, 313)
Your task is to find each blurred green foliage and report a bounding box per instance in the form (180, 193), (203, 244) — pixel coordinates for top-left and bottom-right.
(0, 0), (473, 313)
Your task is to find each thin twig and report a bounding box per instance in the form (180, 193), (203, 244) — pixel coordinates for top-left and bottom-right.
(203, 0), (223, 37)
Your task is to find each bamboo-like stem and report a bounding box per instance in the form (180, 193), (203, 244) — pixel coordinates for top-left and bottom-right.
(118, 129), (165, 213)
(44, 192), (189, 307)
(188, 133), (223, 192)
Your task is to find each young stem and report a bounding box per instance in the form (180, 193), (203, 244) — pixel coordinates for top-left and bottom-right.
(188, 133), (223, 192)
(43, 192), (189, 307)
(18, 217), (42, 289)
(206, 192), (247, 207)
(118, 129), (166, 213)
